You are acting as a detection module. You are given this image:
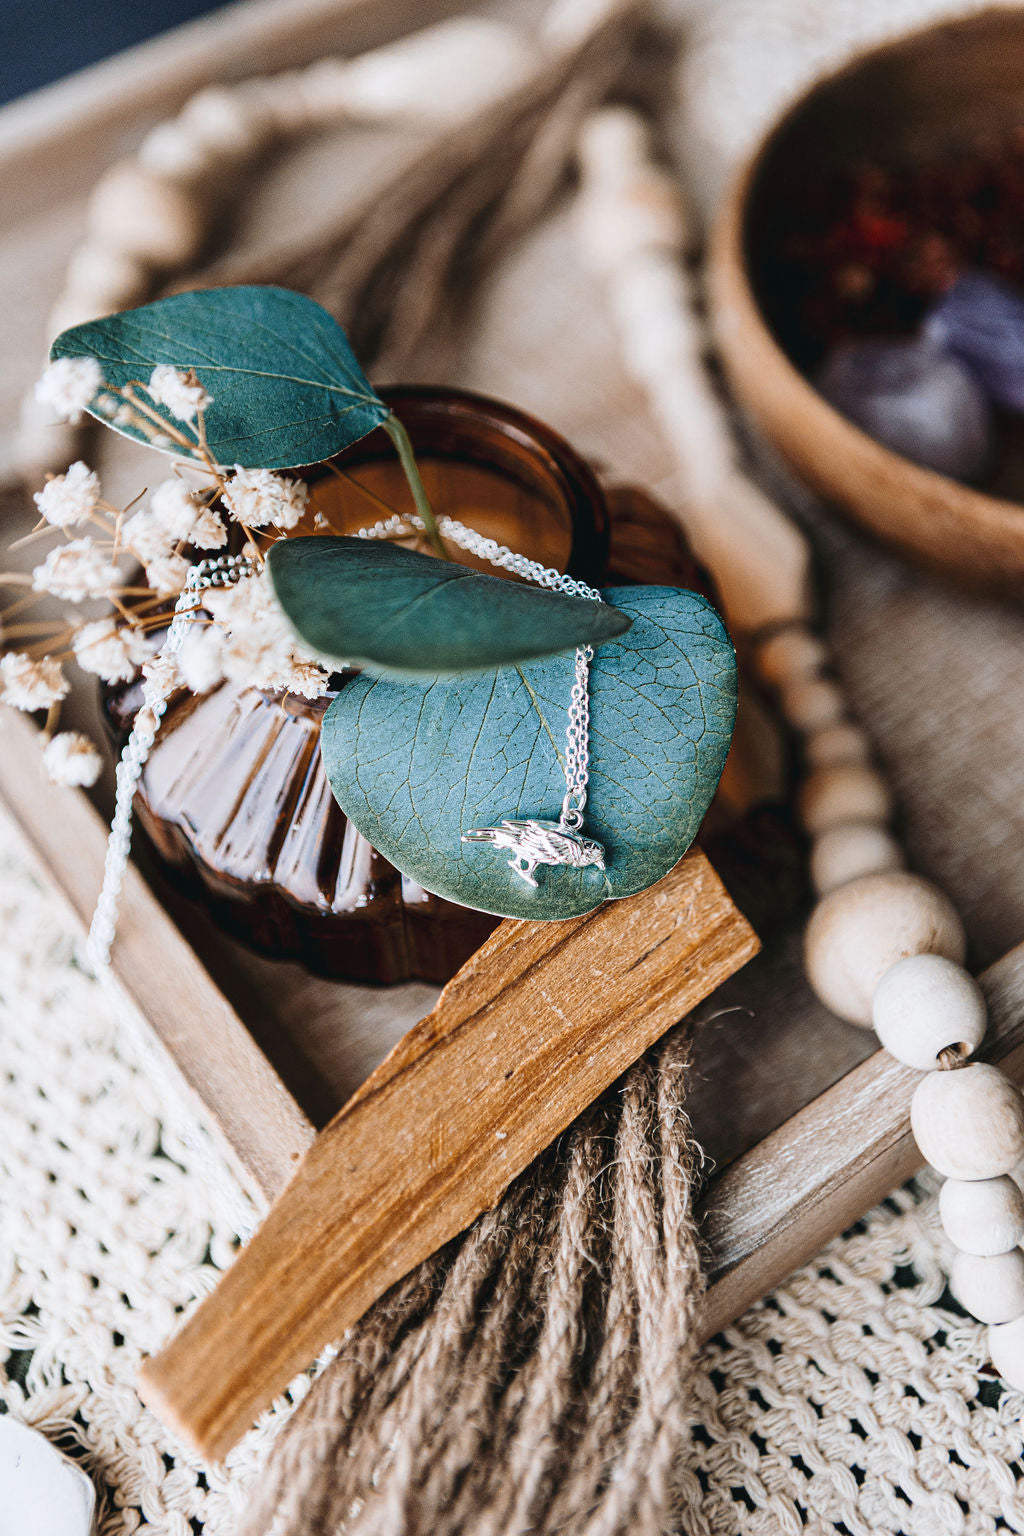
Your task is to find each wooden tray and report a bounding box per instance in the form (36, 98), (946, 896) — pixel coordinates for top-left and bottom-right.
(1, 0), (1023, 1347)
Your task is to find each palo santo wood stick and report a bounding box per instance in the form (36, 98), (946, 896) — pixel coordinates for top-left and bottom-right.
(138, 848), (757, 1460)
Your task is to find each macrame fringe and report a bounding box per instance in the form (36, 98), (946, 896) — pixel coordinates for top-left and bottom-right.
(241, 1028), (704, 1536)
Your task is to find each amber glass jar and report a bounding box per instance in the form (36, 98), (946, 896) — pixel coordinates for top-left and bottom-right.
(105, 388), (612, 985)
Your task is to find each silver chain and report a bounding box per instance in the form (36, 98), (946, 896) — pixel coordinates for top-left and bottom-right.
(356, 514), (601, 830)
(88, 517), (600, 969)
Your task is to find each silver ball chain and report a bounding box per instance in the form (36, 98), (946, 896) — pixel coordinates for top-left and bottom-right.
(87, 518), (602, 970)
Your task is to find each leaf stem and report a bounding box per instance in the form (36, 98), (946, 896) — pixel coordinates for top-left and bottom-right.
(383, 413), (445, 558)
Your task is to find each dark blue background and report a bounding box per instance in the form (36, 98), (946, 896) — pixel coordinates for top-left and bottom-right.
(0, 1), (226, 105)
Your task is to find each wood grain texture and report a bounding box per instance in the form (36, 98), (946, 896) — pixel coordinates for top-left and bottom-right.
(698, 941), (1024, 1337)
(136, 850), (758, 1460)
(0, 709), (315, 1205)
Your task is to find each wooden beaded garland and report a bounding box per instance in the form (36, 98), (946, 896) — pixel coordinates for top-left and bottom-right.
(575, 105), (1024, 1390)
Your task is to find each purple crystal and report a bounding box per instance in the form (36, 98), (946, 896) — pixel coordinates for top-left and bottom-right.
(924, 270), (1024, 412)
(816, 337), (991, 480)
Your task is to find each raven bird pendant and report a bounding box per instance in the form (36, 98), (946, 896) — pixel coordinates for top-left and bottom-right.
(462, 818), (606, 887)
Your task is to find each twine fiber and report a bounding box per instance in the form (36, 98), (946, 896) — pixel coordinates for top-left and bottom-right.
(241, 1031), (704, 1536)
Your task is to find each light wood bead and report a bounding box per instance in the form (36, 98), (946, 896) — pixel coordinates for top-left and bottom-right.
(872, 954), (986, 1070)
(805, 722), (872, 769)
(988, 1314), (1024, 1391)
(799, 763), (892, 835)
(314, 19), (537, 125)
(810, 821), (903, 895)
(137, 121), (217, 182)
(246, 71), (314, 133)
(755, 626), (828, 689)
(87, 163), (203, 267)
(779, 676), (846, 733)
(911, 1064), (1024, 1180)
(951, 1248), (1024, 1324)
(940, 1176), (1024, 1256)
(805, 872), (966, 1025)
(64, 243), (148, 310)
(176, 85), (275, 158)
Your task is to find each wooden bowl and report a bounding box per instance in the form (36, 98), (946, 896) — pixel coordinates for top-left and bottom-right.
(709, 8), (1024, 595)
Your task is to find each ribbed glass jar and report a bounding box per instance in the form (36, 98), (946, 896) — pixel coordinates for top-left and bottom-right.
(104, 387), (614, 984)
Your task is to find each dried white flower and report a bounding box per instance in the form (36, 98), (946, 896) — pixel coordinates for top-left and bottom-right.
(147, 365), (212, 421)
(0, 652), (69, 710)
(73, 620), (152, 683)
(274, 659), (330, 699)
(141, 652), (181, 704)
(203, 568), (326, 696)
(33, 461), (101, 529)
(122, 510), (174, 565)
(144, 553), (191, 597)
(42, 730), (102, 787)
(222, 467), (308, 530)
(34, 357), (104, 423)
(150, 478), (200, 541)
(189, 506), (228, 550)
(32, 538), (122, 602)
(176, 624), (226, 694)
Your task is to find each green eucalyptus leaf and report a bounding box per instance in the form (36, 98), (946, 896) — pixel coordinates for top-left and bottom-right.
(267, 536), (631, 676)
(320, 586), (736, 920)
(50, 285), (390, 469)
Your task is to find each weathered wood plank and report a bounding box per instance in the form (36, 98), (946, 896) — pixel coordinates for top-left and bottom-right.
(136, 850), (758, 1460)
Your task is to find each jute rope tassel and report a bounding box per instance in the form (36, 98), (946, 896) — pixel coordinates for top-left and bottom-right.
(242, 1029), (704, 1536)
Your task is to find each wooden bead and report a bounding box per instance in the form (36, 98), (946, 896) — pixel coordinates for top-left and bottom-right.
(755, 626), (828, 689)
(951, 1248), (1024, 1324)
(64, 243), (148, 310)
(805, 722), (872, 769)
(136, 121), (216, 182)
(810, 821), (903, 895)
(805, 872), (966, 1025)
(988, 1314), (1024, 1390)
(872, 954), (986, 1070)
(176, 85), (275, 158)
(799, 763), (892, 835)
(779, 676), (846, 733)
(940, 1176), (1024, 1256)
(911, 1064), (1024, 1180)
(309, 19), (536, 125)
(87, 163), (204, 267)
